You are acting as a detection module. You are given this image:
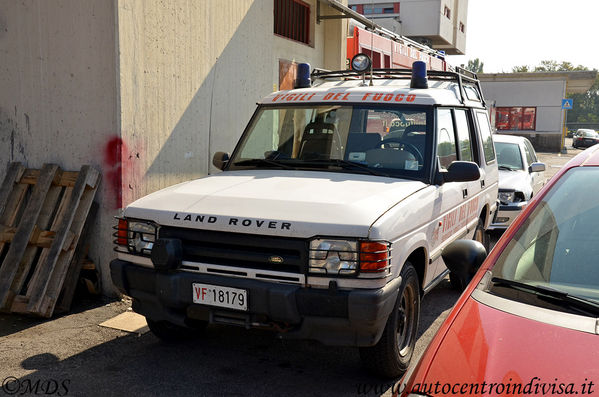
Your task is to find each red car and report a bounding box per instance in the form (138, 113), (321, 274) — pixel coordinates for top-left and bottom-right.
(401, 146), (599, 396)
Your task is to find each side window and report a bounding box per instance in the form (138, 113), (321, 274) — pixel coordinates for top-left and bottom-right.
(523, 139), (537, 163)
(437, 109), (457, 170)
(454, 109), (473, 162)
(476, 111), (496, 164)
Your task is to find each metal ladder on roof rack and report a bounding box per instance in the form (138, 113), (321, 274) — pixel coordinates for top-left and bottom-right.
(310, 67), (487, 107)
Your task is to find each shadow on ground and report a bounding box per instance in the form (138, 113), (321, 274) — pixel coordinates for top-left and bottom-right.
(0, 296), (115, 338)
(2, 284), (462, 397)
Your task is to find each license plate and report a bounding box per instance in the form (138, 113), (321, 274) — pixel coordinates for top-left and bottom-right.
(192, 283), (248, 311)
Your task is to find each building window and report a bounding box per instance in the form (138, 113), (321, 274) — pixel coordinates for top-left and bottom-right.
(496, 107), (537, 131)
(459, 22), (465, 33)
(443, 5), (451, 19)
(363, 3), (396, 15)
(274, 0), (310, 45)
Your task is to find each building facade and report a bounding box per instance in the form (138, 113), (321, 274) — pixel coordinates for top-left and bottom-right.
(347, 0), (468, 54)
(479, 71), (597, 151)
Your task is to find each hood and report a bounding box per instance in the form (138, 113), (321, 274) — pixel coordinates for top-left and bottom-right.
(498, 170), (532, 196)
(418, 295), (599, 392)
(124, 170), (427, 238)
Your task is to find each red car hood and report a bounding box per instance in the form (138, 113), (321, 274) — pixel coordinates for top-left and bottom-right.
(419, 295), (599, 392)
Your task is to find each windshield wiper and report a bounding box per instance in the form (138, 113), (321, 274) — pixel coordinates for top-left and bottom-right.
(491, 277), (599, 316)
(233, 158), (294, 169)
(300, 159), (391, 177)
(498, 165), (516, 171)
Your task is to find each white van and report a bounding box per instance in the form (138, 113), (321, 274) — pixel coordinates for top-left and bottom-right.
(111, 56), (498, 378)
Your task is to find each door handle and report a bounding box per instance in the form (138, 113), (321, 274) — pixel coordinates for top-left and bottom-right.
(463, 189), (468, 198)
(480, 179), (485, 188)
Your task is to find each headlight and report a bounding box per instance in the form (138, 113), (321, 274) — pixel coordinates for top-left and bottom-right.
(114, 219), (158, 256)
(309, 239), (391, 276)
(499, 190), (525, 204)
(129, 221), (156, 253)
(309, 239), (358, 275)
(498, 191), (515, 203)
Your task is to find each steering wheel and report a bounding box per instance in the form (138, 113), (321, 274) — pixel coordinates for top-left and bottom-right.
(381, 138), (424, 165)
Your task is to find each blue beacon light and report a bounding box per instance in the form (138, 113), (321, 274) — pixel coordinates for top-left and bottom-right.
(411, 61), (429, 89)
(296, 63), (311, 88)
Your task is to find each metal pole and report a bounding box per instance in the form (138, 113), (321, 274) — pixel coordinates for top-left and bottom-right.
(561, 108), (568, 154)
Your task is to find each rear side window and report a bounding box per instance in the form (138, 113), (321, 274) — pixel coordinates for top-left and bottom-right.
(476, 111), (495, 164)
(454, 109), (473, 162)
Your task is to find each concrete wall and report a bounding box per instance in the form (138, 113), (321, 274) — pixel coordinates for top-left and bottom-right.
(399, 0), (467, 54)
(117, 0), (272, 199)
(451, 0), (467, 54)
(400, 0), (441, 37)
(481, 79), (566, 151)
(0, 0), (118, 290)
(117, 0), (346, 200)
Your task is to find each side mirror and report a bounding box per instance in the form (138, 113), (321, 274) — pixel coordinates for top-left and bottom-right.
(442, 239), (487, 290)
(529, 162), (546, 173)
(212, 152), (230, 170)
(441, 161), (481, 184)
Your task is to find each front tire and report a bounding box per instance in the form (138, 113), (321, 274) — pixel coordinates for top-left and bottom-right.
(472, 217), (489, 252)
(359, 262), (420, 378)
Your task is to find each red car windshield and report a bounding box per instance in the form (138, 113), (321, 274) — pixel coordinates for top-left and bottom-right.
(489, 167), (599, 310)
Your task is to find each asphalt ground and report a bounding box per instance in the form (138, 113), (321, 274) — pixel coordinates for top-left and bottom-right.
(0, 139), (583, 397)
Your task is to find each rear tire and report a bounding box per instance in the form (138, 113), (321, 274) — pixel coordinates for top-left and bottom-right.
(146, 318), (206, 342)
(359, 262), (420, 378)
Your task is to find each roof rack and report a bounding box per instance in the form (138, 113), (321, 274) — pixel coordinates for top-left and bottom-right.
(311, 67), (486, 107)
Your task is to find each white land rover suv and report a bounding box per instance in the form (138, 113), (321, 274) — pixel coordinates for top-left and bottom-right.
(111, 56), (498, 378)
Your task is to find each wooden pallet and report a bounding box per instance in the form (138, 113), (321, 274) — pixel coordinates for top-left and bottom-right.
(0, 162), (100, 317)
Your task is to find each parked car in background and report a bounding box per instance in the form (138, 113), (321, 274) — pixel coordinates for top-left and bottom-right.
(573, 129), (599, 148)
(401, 145), (599, 396)
(488, 134), (545, 231)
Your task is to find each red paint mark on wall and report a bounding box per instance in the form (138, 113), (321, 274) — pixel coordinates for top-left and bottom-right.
(103, 135), (146, 209)
(104, 136), (127, 209)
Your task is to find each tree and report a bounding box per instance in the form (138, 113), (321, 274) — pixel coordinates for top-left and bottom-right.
(512, 61), (588, 73)
(512, 65), (530, 73)
(568, 75), (599, 126)
(465, 58), (484, 73)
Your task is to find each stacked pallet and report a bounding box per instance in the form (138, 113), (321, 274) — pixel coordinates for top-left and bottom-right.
(0, 162), (100, 317)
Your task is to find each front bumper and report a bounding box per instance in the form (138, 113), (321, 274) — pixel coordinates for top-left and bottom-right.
(487, 201), (527, 231)
(110, 259), (401, 347)
(573, 139), (599, 148)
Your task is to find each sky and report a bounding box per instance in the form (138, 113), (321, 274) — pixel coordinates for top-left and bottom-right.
(446, 0), (599, 72)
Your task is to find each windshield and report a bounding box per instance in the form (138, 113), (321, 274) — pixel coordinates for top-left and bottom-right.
(228, 105), (432, 179)
(488, 167), (599, 312)
(495, 142), (523, 170)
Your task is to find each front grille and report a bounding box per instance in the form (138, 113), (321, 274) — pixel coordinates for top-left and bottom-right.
(159, 227), (308, 274)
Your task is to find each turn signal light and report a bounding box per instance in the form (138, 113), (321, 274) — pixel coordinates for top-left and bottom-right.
(359, 241), (390, 272)
(117, 219), (128, 246)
